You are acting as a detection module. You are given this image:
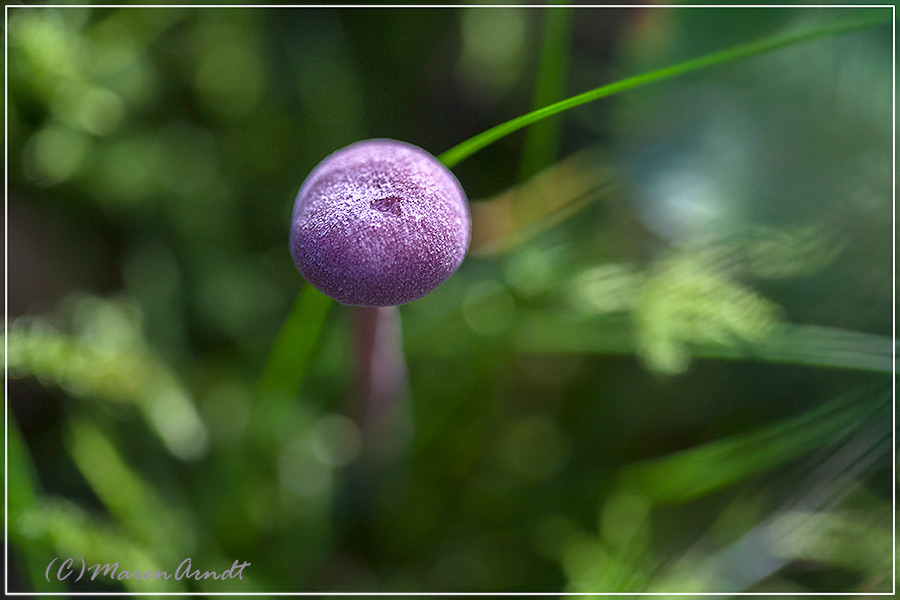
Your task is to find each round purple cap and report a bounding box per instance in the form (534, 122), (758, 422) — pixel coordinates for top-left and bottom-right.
(290, 139), (471, 306)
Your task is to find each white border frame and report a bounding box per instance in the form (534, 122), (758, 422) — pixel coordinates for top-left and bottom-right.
(3, 3), (895, 597)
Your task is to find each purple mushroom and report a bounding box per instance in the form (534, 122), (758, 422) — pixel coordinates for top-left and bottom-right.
(290, 139), (471, 306)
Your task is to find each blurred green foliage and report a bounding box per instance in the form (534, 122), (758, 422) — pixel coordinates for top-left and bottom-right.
(5, 4), (893, 594)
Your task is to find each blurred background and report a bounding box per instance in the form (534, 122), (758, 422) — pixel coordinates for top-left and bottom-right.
(5, 3), (894, 594)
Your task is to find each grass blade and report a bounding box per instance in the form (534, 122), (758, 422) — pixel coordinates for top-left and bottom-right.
(617, 392), (882, 505)
(439, 15), (890, 168)
(515, 313), (894, 374)
(257, 284), (332, 401)
(7, 417), (66, 592)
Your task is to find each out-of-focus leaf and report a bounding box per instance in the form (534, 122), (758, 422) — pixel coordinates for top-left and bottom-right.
(634, 251), (781, 373)
(14, 499), (183, 593)
(6, 296), (207, 460)
(471, 150), (615, 256)
(63, 418), (266, 592)
(65, 418), (194, 562)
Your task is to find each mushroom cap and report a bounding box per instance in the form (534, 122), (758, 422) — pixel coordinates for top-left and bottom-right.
(290, 139), (471, 306)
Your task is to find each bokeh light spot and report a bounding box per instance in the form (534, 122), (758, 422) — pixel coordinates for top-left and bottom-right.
(24, 123), (91, 186)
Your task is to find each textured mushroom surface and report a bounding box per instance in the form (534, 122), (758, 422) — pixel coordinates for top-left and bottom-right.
(290, 139), (471, 306)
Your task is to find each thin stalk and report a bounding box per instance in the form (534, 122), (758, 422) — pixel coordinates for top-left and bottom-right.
(352, 306), (411, 460)
(333, 307), (411, 549)
(438, 15), (890, 169)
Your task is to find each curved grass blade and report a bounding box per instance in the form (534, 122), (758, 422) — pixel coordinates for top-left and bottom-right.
(439, 15), (891, 169)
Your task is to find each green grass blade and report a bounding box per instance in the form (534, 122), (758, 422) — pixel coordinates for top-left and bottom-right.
(257, 284), (332, 401)
(515, 313), (894, 375)
(518, 4), (572, 182)
(8, 414), (38, 519)
(439, 14), (890, 169)
(7, 416), (66, 592)
(617, 392), (883, 505)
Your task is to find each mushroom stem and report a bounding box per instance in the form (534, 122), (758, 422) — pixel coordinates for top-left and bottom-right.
(352, 306), (411, 460)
